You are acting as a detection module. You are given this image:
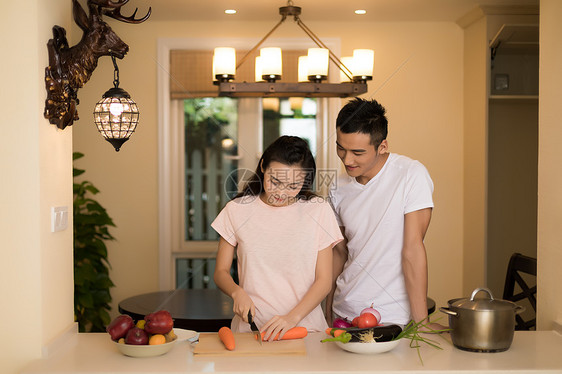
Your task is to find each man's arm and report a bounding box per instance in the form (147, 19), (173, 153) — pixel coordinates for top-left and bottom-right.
(325, 226), (348, 325)
(402, 208), (432, 323)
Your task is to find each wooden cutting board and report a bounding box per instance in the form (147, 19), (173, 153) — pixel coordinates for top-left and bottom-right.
(193, 332), (306, 356)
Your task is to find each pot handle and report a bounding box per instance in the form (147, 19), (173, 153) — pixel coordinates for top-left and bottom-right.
(515, 305), (526, 314)
(439, 307), (458, 316)
(470, 287), (494, 301)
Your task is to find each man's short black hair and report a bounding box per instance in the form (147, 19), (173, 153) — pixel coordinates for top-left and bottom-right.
(336, 98), (388, 148)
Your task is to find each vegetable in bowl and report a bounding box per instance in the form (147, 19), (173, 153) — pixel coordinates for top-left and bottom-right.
(323, 324), (403, 343)
(322, 316), (450, 363)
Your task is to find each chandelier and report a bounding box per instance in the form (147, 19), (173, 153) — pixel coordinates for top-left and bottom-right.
(93, 54), (140, 152)
(212, 1), (374, 98)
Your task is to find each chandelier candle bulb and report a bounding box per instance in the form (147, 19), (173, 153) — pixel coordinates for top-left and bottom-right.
(255, 56), (264, 82)
(352, 49), (374, 81)
(298, 56), (309, 82)
(307, 48), (329, 82)
(260, 47), (282, 82)
(340, 56), (354, 82)
(213, 47), (236, 81)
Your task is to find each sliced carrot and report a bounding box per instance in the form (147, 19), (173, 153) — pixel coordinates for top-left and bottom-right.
(218, 326), (235, 350)
(260, 326), (308, 341)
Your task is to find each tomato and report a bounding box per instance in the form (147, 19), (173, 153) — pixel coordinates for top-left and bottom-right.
(357, 312), (378, 328)
(351, 316), (360, 327)
(360, 307), (381, 324)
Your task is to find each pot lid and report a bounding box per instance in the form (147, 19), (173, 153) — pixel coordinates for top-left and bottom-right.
(451, 287), (517, 311)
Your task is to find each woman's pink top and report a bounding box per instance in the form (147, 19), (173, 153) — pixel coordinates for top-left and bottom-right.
(211, 195), (343, 332)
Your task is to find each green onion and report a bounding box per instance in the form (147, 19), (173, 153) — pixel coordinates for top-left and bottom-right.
(393, 314), (451, 365)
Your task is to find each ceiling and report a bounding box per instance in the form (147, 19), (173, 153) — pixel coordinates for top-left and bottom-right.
(126, 0), (538, 23)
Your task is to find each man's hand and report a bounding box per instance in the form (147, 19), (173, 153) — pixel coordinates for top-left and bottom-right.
(402, 208), (432, 323)
(326, 227), (348, 326)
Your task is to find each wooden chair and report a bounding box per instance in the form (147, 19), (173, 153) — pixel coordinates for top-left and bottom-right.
(502, 253), (537, 330)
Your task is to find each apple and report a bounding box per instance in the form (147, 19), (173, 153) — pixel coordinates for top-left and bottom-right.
(106, 314), (134, 341)
(125, 327), (149, 345)
(145, 310), (174, 334)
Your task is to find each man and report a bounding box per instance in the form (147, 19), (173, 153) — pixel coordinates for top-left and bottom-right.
(326, 98), (440, 328)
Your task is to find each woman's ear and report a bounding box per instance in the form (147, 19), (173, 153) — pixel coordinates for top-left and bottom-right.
(377, 140), (389, 155)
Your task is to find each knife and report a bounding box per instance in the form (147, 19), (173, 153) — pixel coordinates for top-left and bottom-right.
(248, 311), (262, 345)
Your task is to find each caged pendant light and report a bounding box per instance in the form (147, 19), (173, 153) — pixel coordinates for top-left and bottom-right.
(213, 0), (374, 98)
(93, 54), (140, 152)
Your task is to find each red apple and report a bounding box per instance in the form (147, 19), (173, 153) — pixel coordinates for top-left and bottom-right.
(106, 314), (134, 341)
(125, 327), (149, 345)
(145, 310), (174, 334)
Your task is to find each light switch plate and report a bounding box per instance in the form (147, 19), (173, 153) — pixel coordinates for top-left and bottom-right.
(51, 206), (68, 232)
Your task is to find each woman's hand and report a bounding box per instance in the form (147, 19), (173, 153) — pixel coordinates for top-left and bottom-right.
(231, 288), (254, 322)
(261, 314), (299, 341)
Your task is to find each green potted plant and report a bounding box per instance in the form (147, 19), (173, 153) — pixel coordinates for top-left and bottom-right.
(73, 152), (116, 332)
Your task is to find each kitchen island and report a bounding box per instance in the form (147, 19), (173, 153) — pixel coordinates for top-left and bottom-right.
(21, 330), (562, 373)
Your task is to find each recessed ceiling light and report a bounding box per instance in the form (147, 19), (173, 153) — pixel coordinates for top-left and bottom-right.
(225, 9), (237, 15)
(355, 9), (367, 15)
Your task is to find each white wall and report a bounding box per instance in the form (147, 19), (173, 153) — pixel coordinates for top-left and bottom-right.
(461, 14), (488, 296)
(537, 0), (562, 330)
(0, 2), (561, 372)
(0, 1), (74, 373)
(73, 18), (465, 315)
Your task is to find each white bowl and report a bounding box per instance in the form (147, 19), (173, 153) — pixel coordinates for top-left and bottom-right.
(113, 337), (177, 358)
(335, 339), (400, 354)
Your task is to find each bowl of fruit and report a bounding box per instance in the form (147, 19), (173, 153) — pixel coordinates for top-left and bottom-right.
(107, 310), (194, 358)
(322, 306), (403, 355)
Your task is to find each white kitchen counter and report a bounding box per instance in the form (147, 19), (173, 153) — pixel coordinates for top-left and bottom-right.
(21, 331), (562, 373)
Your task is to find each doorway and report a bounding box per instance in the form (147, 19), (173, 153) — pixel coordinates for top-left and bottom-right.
(486, 24), (539, 297)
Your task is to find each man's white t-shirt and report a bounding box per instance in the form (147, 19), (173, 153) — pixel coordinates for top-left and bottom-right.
(329, 153), (434, 325)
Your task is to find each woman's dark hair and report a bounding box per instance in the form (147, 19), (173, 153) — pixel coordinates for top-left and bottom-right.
(336, 98), (388, 148)
(236, 136), (317, 200)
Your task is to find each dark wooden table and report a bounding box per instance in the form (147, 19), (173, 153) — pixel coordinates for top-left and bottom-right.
(427, 297), (436, 315)
(118, 289), (234, 332)
(119, 290), (437, 332)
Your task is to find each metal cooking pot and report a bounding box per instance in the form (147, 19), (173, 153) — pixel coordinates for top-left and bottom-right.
(440, 287), (524, 352)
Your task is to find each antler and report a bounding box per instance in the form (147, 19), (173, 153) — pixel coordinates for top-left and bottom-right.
(103, 6), (152, 23)
(87, 0), (151, 23)
(88, 0), (130, 8)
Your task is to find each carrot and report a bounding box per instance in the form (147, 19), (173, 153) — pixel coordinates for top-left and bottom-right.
(325, 328), (345, 337)
(260, 326), (308, 341)
(218, 326), (235, 350)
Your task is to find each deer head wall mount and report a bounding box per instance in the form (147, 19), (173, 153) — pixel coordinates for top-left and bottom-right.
(44, 0), (150, 130)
